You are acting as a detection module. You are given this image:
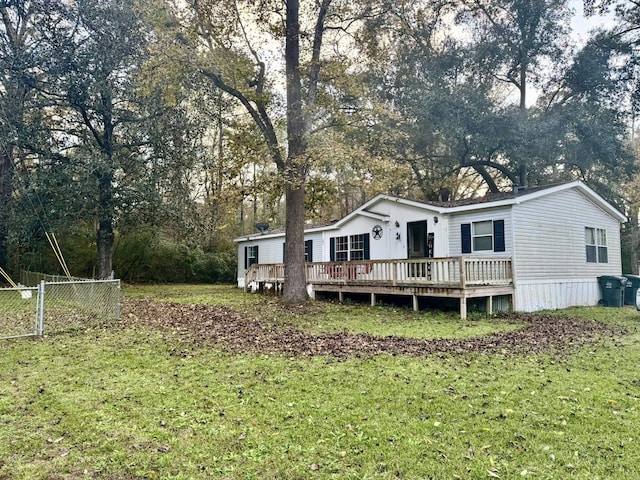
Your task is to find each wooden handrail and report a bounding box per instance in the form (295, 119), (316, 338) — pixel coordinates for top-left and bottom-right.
(245, 257), (513, 289)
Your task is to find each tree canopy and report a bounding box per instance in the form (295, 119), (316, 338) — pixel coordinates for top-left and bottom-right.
(0, 0), (638, 283)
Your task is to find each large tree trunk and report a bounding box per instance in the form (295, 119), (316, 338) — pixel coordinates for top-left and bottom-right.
(282, 0), (308, 303)
(518, 62), (529, 188)
(628, 205), (639, 275)
(283, 181), (307, 302)
(0, 150), (12, 272)
(96, 169), (114, 279)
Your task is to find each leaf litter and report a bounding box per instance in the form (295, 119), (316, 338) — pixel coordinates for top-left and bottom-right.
(122, 299), (625, 359)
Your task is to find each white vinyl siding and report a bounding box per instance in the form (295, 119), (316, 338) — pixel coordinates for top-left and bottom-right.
(306, 233), (323, 262)
(335, 199), (445, 260)
(236, 236), (284, 285)
(511, 188), (620, 282)
(449, 207), (513, 256)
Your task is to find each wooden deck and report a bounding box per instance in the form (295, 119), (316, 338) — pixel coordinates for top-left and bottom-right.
(245, 257), (514, 319)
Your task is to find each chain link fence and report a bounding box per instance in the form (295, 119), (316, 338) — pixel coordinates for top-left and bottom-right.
(20, 270), (114, 285)
(0, 286), (41, 339)
(42, 280), (121, 334)
(1, 273), (120, 340)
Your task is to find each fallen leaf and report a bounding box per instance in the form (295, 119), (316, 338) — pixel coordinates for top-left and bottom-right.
(120, 299), (625, 359)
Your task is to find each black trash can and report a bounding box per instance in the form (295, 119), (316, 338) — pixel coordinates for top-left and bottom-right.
(598, 276), (627, 307)
(623, 275), (640, 306)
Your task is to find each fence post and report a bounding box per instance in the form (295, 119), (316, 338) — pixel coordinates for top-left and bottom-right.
(38, 280), (45, 335)
(115, 280), (121, 320)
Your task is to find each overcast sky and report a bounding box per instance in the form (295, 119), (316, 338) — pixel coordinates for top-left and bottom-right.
(570, 0), (616, 44)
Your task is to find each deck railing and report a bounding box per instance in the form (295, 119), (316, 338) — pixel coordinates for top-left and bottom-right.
(245, 257), (512, 289)
(245, 263), (285, 287)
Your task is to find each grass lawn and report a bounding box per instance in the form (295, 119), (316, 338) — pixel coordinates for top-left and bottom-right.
(1, 284), (639, 479)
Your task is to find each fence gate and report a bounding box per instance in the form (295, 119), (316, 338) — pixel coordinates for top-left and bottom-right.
(42, 280), (120, 334)
(0, 285), (42, 340)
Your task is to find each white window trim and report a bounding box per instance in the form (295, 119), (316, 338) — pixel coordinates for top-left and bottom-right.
(472, 220), (494, 252)
(333, 233), (368, 261)
(585, 227), (608, 264)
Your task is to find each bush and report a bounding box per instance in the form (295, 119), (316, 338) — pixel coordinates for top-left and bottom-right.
(114, 229), (236, 283)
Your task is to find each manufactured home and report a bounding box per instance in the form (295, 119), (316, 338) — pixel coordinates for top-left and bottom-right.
(234, 181), (626, 318)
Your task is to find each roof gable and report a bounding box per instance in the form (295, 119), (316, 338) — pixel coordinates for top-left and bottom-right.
(329, 194), (445, 229)
(443, 181), (626, 222)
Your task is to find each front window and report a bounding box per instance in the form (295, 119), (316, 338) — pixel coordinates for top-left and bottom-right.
(335, 236), (349, 262)
(331, 233), (370, 261)
(350, 234), (366, 260)
(461, 220), (505, 253)
(473, 220), (494, 251)
(586, 227), (608, 263)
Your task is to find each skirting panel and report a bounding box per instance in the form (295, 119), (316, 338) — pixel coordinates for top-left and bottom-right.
(515, 280), (600, 312)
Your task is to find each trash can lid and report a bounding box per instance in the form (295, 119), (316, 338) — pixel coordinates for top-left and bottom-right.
(623, 274), (640, 286)
(598, 275), (628, 286)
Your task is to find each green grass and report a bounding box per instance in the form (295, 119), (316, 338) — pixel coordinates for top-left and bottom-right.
(1, 284), (639, 479)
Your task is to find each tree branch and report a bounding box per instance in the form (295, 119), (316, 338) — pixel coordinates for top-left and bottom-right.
(307, 0), (332, 107)
(200, 68), (284, 169)
(449, 158), (518, 184)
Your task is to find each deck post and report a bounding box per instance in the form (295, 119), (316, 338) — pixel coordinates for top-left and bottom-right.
(487, 296), (493, 315)
(412, 294), (418, 312)
(371, 292), (376, 307)
(459, 256), (466, 289)
(339, 291), (344, 303)
(460, 296), (467, 319)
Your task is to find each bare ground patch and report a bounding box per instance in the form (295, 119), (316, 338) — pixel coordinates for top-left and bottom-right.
(122, 299), (625, 358)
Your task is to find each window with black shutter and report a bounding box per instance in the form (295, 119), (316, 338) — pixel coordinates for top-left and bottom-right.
(305, 240), (313, 262)
(245, 245), (258, 269)
(461, 220), (505, 253)
(493, 220), (505, 252)
(461, 224), (472, 253)
(329, 234), (370, 261)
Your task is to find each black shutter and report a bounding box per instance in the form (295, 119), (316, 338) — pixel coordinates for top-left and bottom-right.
(493, 220), (505, 252)
(244, 246), (248, 269)
(363, 233), (370, 260)
(330, 237), (336, 261)
(461, 224), (472, 253)
(305, 240), (313, 262)
(255, 246), (259, 264)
